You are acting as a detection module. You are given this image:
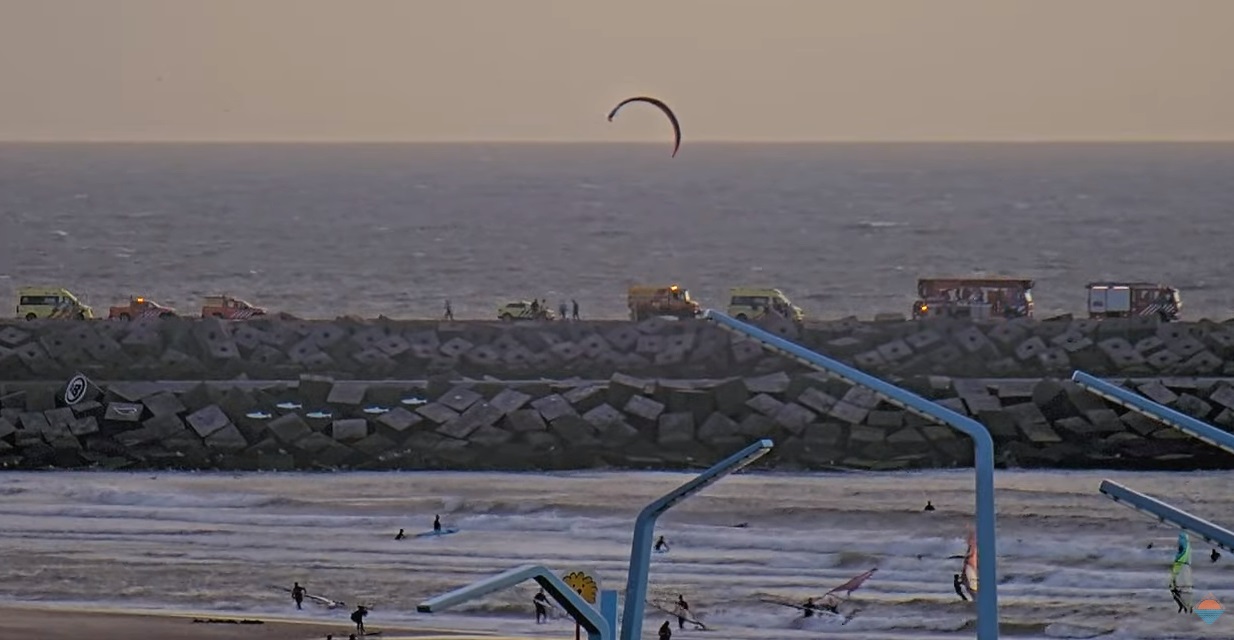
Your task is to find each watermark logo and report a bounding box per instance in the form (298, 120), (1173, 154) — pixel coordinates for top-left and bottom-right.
(1195, 593), (1223, 625)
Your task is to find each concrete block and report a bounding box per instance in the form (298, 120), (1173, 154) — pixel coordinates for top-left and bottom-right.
(267, 413), (312, 443)
(876, 339), (914, 362)
(186, 405), (231, 438)
(104, 402), (144, 423)
(657, 412), (695, 445)
(1051, 331), (1093, 353)
(416, 403), (459, 425)
(905, 329), (944, 350)
(828, 401), (869, 424)
(548, 415), (600, 447)
(772, 402), (816, 435)
(439, 386), (482, 412)
(1208, 383), (1234, 410)
(745, 393), (784, 417)
(745, 372), (791, 394)
(376, 407), (422, 433)
(562, 385), (606, 413)
(531, 394), (577, 422)
(438, 401), (504, 440)
(731, 339), (764, 364)
(487, 388), (532, 415)
(331, 418), (369, 442)
(697, 412), (742, 441)
(143, 392), (187, 418)
(68, 416), (99, 437)
(1174, 393), (1213, 420)
(505, 409), (548, 433)
(624, 395), (666, 422)
(143, 412), (187, 439)
(327, 381), (369, 406)
(1014, 336), (1048, 361)
(1137, 380), (1178, 406)
(840, 386), (880, 410)
(204, 424), (248, 452)
(795, 387), (837, 415)
(467, 424), (514, 448)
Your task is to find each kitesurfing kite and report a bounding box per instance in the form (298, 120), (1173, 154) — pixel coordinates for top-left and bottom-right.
(606, 96), (682, 157)
(960, 528), (978, 600)
(1170, 531), (1194, 613)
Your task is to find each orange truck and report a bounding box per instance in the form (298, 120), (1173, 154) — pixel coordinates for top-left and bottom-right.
(108, 296), (176, 320)
(201, 294), (266, 319)
(627, 284), (701, 321)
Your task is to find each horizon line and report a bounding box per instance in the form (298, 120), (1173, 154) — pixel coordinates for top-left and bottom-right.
(2, 138), (1234, 145)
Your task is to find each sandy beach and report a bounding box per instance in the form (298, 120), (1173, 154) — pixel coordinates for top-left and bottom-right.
(0, 605), (510, 640)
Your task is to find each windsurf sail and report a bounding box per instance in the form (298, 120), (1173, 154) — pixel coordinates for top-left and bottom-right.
(819, 568), (877, 608)
(960, 529), (978, 598)
(1170, 531), (1194, 611)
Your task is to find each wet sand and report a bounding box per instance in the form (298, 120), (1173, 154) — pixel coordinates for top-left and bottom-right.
(0, 605), (506, 640)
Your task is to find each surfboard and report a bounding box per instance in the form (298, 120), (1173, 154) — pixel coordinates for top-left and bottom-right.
(414, 527), (459, 538)
(653, 547), (669, 554)
(645, 598), (711, 631)
(269, 585), (346, 609)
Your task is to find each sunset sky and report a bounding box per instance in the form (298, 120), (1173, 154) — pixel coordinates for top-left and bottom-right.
(1, 0), (1232, 142)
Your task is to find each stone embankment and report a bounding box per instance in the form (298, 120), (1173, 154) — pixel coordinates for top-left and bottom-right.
(2, 314), (1234, 381)
(2, 372), (1232, 472)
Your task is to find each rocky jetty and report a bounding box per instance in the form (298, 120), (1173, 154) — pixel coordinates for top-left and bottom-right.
(3, 314), (1234, 382)
(2, 372), (1231, 472)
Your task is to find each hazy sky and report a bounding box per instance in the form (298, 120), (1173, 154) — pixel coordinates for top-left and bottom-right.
(2, 0), (1232, 142)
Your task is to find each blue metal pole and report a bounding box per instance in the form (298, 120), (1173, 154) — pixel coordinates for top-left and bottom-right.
(701, 310), (1000, 640)
(1100, 480), (1234, 552)
(1071, 370), (1234, 455)
(618, 439), (774, 640)
(600, 589), (618, 640)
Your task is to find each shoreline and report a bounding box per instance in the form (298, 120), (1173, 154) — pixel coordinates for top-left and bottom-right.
(0, 602), (507, 640)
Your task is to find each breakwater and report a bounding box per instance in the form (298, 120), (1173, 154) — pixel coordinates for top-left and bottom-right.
(2, 372), (1232, 472)
(3, 314), (1234, 381)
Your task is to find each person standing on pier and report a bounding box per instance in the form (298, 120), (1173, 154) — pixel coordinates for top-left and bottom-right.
(571, 299), (580, 320)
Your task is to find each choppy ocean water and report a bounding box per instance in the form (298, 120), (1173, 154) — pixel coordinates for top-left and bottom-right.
(2, 143), (1233, 321)
(0, 469), (1231, 639)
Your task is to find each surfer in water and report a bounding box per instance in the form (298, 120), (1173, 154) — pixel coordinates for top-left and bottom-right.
(654, 536), (669, 552)
(533, 589), (549, 623)
(953, 574), (968, 601)
(1212, 549), (1221, 563)
(433, 515), (442, 533)
(658, 620), (672, 640)
(923, 500), (935, 512)
(395, 528), (405, 540)
(350, 605), (369, 634)
(801, 597), (816, 618)
(291, 582), (305, 610)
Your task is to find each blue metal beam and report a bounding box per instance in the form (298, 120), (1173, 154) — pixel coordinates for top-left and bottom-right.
(619, 439), (773, 640)
(1099, 480), (1234, 553)
(701, 310), (1000, 640)
(416, 564), (609, 640)
(1071, 371), (1234, 456)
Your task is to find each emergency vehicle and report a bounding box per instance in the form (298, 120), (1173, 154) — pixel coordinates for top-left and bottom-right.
(201, 294), (267, 319)
(627, 284), (700, 321)
(912, 278), (1034, 320)
(725, 287), (804, 324)
(108, 296), (176, 320)
(15, 286), (93, 320)
(1086, 282), (1180, 321)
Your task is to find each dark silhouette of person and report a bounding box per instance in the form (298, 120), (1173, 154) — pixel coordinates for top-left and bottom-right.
(530, 299), (540, 315)
(802, 597), (816, 618)
(1212, 549), (1221, 563)
(675, 595), (689, 629)
(953, 574), (968, 601)
(350, 605), (368, 634)
(395, 528), (405, 540)
(654, 536), (668, 552)
(291, 582), (305, 610)
(658, 620), (672, 640)
(923, 501), (935, 512)
(444, 300), (453, 321)
(533, 589), (549, 623)
(571, 299), (580, 320)
(433, 515), (441, 533)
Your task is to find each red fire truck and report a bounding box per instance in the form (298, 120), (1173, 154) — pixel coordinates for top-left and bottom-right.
(1086, 282), (1180, 321)
(912, 278), (1034, 320)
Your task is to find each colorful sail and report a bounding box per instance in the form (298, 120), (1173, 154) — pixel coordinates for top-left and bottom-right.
(824, 568), (877, 599)
(961, 529), (978, 597)
(1170, 531), (1194, 610)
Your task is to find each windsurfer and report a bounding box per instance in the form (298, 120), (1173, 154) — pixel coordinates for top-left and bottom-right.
(433, 515), (441, 533)
(953, 574), (968, 601)
(655, 536), (669, 552)
(395, 528), (405, 540)
(534, 589), (549, 623)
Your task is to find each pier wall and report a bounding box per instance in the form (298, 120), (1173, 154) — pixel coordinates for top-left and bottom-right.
(2, 373), (1232, 472)
(2, 314), (1234, 382)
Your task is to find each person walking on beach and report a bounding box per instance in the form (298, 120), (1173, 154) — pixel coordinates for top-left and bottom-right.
(533, 589), (549, 623)
(953, 574), (968, 601)
(658, 620), (672, 640)
(571, 299), (580, 320)
(350, 605), (369, 635)
(559, 301), (568, 320)
(444, 300), (453, 321)
(675, 595), (690, 629)
(291, 582), (305, 610)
